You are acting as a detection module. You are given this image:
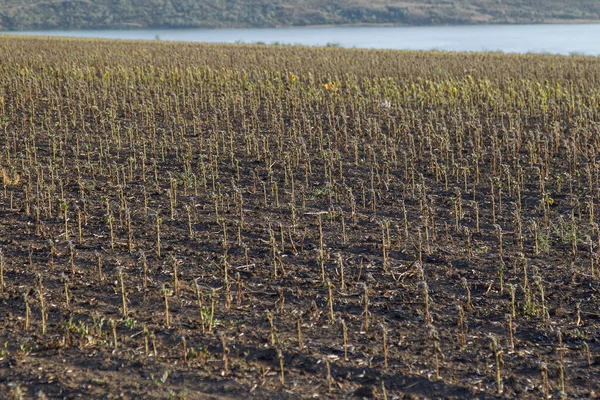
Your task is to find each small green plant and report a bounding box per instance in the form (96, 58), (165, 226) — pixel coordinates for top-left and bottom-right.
(0, 341), (8, 357)
(151, 370), (170, 386)
(124, 318), (136, 329)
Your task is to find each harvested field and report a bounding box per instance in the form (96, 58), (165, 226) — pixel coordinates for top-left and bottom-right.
(0, 36), (600, 399)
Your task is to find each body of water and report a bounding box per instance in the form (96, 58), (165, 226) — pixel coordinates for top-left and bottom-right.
(6, 24), (600, 55)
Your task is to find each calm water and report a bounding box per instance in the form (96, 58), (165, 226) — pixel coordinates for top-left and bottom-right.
(6, 24), (600, 55)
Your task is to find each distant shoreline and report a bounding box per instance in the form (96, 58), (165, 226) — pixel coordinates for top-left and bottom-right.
(3, 23), (600, 57)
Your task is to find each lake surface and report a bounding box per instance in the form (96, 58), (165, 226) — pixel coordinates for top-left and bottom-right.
(6, 24), (600, 55)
